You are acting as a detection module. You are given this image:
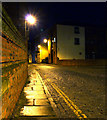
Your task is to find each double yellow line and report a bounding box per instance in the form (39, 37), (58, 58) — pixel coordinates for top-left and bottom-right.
(51, 83), (87, 119)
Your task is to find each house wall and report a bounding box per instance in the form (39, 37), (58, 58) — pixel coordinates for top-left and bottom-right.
(57, 24), (85, 60)
(40, 44), (48, 62)
(53, 42), (57, 64)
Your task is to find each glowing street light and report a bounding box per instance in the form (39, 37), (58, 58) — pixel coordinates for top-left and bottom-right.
(25, 14), (36, 25)
(25, 14), (37, 37)
(43, 39), (47, 43)
(38, 45), (41, 48)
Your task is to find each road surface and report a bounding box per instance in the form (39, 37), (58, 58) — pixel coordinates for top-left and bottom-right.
(31, 64), (106, 119)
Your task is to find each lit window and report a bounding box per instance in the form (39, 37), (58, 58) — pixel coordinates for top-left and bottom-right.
(74, 27), (80, 34)
(74, 38), (80, 45)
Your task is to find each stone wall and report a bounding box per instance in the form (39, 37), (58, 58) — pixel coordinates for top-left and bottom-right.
(1, 8), (28, 118)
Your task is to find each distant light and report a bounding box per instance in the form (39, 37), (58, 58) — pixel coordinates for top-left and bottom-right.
(25, 14), (36, 25)
(38, 45), (41, 48)
(44, 39), (47, 43)
(48, 40), (49, 46)
(52, 38), (56, 42)
(54, 37), (56, 42)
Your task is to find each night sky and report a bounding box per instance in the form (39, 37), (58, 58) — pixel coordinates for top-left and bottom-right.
(27, 2), (106, 40)
(3, 2), (106, 41)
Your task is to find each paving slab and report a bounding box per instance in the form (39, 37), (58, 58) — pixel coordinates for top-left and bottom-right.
(14, 69), (57, 118)
(24, 91), (45, 95)
(24, 87), (44, 91)
(26, 94), (47, 99)
(20, 106), (55, 116)
(26, 99), (50, 106)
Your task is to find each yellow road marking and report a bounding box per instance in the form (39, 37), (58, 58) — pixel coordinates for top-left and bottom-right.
(51, 83), (87, 119)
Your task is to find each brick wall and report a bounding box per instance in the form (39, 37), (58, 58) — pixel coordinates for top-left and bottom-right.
(1, 8), (28, 118)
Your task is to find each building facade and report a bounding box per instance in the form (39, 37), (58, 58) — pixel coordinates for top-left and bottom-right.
(35, 24), (85, 64)
(57, 24), (85, 60)
(35, 24), (106, 65)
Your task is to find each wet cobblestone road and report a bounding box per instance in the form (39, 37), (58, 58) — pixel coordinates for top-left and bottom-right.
(13, 64), (106, 119)
(33, 64), (106, 119)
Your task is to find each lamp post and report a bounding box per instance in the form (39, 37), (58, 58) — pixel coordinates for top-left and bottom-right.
(43, 39), (48, 44)
(25, 14), (37, 63)
(25, 14), (36, 36)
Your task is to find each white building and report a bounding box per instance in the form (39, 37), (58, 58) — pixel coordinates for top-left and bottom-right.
(56, 24), (85, 60)
(37, 24), (86, 64)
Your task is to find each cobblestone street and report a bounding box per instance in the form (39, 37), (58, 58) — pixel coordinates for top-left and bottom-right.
(34, 64), (106, 119)
(12, 64), (106, 119)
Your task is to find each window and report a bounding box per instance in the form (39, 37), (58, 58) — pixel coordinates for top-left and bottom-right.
(74, 26), (80, 34)
(74, 38), (80, 45)
(79, 52), (82, 55)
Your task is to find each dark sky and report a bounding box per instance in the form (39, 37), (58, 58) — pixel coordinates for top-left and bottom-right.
(26, 2), (106, 40)
(28, 2), (106, 27)
(3, 2), (106, 41)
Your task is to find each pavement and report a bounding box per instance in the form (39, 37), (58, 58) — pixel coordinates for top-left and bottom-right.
(20, 69), (56, 118)
(12, 64), (81, 119)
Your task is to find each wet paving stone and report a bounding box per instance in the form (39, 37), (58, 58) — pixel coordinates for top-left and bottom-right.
(16, 68), (56, 117)
(26, 94), (47, 99)
(26, 99), (50, 106)
(24, 91), (45, 95)
(20, 106), (55, 116)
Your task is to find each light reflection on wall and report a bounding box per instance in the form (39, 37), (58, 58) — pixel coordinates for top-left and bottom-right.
(40, 45), (48, 62)
(48, 39), (51, 54)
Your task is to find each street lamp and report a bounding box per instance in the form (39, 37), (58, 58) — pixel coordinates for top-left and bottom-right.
(25, 14), (36, 25)
(24, 14), (37, 63)
(43, 39), (47, 43)
(25, 14), (36, 36)
(38, 45), (41, 48)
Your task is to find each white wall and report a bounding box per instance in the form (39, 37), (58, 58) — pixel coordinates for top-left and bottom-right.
(57, 24), (85, 60)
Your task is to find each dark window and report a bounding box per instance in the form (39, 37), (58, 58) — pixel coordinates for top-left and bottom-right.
(74, 38), (80, 45)
(79, 52), (82, 55)
(74, 27), (80, 34)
